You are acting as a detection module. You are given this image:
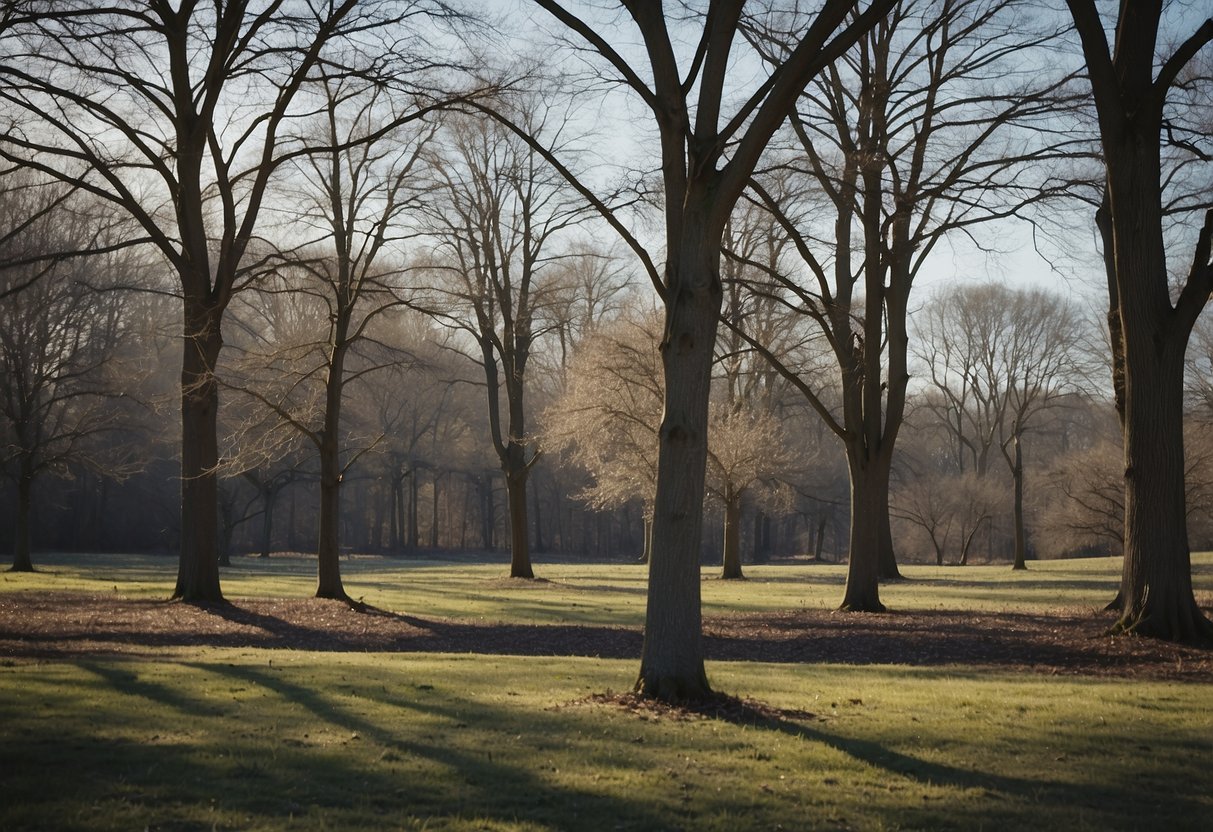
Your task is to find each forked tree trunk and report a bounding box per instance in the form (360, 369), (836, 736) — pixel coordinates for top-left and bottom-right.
(504, 449), (533, 579)
(173, 307), (224, 602)
(721, 489), (744, 580)
(840, 454), (887, 612)
(10, 468), (34, 572)
(635, 238), (718, 702)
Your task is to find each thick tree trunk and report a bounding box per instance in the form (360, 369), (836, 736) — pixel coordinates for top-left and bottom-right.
(505, 452), (533, 579)
(721, 490), (744, 580)
(1011, 433), (1027, 570)
(1115, 340), (1210, 641)
(1103, 133), (1212, 642)
(840, 455), (887, 612)
(10, 469), (34, 572)
(173, 308), (224, 602)
(635, 239), (717, 702)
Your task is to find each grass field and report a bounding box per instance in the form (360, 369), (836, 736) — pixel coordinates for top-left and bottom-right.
(2, 552), (1212, 831)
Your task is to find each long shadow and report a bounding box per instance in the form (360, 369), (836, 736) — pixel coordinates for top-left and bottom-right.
(193, 660), (673, 830)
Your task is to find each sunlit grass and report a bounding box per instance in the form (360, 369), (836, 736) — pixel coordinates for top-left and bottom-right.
(3, 554), (1212, 829)
(4, 550), (1212, 625)
(2, 651), (1210, 831)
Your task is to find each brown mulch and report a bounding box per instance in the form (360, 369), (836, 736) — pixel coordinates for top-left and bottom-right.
(1, 591), (1211, 682)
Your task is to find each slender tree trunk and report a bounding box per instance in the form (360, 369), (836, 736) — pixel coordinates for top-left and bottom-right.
(505, 451), (533, 579)
(721, 489), (744, 580)
(1011, 433), (1027, 570)
(173, 307), (224, 602)
(258, 485), (275, 558)
(814, 514), (828, 562)
(531, 474), (545, 554)
(10, 468), (34, 572)
(315, 346), (348, 600)
(389, 475), (401, 553)
(430, 472), (440, 549)
(840, 454), (886, 612)
(640, 516), (652, 563)
(635, 237), (717, 702)
(408, 469), (419, 551)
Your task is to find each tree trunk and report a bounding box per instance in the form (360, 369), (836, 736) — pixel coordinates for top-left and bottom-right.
(640, 515), (652, 563)
(258, 485), (275, 558)
(876, 491), (903, 580)
(814, 514), (828, 562)
(10, 467), (34, 572)
(840, 455), (887, 612)
(505, 450), (533, 579)
(1011, 432), (1027, 570)
(635, 237), (717, 702)
(1115, 337), (1210, 640)
(173, 309), (224, 602)
(408, 468), (419, 551)
(1103, 131), (1212, 642)
(721, 489), (744, 580)
(315, 347), (348, 600)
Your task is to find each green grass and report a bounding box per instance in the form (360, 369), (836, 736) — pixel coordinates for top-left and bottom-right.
(2, 553), (1212, 830)
(2, 652), (1210, 831)
(6, 551), (1212, 624)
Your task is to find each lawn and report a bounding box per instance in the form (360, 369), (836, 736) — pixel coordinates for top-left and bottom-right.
(1, 552), (1211, 831)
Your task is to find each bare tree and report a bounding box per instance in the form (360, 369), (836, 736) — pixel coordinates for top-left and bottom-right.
(0, 180), (140, 570)
(735, 0), (1076, 609)
(422, 106), (594, 579)
(518, 0), (894, 700)
(913, 284), (1090, 569)
(0, 1), (458, 601)
(1065, 0), (1213, 641)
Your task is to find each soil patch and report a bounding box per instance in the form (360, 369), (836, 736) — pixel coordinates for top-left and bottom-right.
(0, 592), (1210, 681)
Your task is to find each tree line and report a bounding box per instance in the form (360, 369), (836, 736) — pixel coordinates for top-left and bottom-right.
(1, 0), (1210, 700)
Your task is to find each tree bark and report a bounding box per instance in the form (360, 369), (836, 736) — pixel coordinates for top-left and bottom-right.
(173, 305), (224, 602)
(315, 344), (348, 601)
(840, 455), (887, 612)
(635, 237), (717, 702)
(10, 467), (34, 572)
(721, 488), (744, 580)
(505, 449), (534, 579)
(1011, 432), (1027, 570)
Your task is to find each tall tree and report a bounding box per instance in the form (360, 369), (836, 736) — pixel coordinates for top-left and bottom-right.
(0, 1), (443, 601)
(522, 0), (894, 700)
(737, 0), (1074, 609)
(1065, 0), (1213, 641)
(422, 108), (591, 579)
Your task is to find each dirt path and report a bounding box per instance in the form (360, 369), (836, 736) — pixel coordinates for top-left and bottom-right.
(1, 592), (1210, 681)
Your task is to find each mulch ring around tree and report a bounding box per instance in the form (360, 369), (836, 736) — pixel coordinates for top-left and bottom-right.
(1, 592), (1211, 682)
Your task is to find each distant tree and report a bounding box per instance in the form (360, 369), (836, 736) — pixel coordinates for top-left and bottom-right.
(0, 1), (463, 601)
(422, 106), (593, 579)
(1065, 0), (1213, 641)
(546, 305), (795, 580)
(913, 284), (1090, 569)
(0, 181), (140, 571)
